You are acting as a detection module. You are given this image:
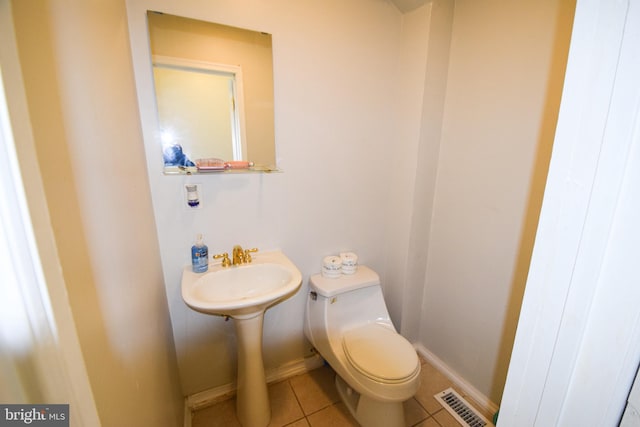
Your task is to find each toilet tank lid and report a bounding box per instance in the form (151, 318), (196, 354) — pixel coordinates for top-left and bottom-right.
(309, 266), (380, 297)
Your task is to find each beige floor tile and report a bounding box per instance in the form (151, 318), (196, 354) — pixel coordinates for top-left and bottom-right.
(289, 365), (340, 415)
(306, 402), (359, 427)
(191, 358), (494, 427)
(418, 353), (428, 365)
(404, 397), (429, 426)
(414, 361), (460, 415)
(192, 398), (241, 427)
(413, 417), (441, 427)
(284, 418), (310, 427)
(269, 380), (305, 426)
(433, 408), (464, 427)
(192, 381), (306, 427)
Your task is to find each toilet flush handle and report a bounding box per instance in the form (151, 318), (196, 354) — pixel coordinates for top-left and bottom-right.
(310, 291), (317, 301)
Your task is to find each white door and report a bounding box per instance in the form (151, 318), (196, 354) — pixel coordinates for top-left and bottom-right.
(499, 0), (640, 425)
(621, 367), (640, 427)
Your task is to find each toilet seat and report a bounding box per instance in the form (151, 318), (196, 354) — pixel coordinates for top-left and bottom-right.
(342, 323), (419, 384)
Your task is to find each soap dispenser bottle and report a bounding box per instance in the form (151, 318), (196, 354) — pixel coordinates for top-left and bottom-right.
(191, 234), (209, 273)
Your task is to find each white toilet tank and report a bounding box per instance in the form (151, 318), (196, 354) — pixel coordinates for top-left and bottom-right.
(304, 266), (397, 347)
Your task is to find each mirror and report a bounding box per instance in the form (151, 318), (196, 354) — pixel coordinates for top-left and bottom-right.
(146, 12), (277, 173)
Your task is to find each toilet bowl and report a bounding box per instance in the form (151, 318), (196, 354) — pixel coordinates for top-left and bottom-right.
(304, 266), (420, 427)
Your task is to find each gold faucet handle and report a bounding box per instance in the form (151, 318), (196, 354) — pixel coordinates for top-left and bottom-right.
(243, 248), (259, 263)
(213, 252), (231, 267)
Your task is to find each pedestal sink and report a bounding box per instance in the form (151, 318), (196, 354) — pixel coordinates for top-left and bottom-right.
(181, 250), (302, 427)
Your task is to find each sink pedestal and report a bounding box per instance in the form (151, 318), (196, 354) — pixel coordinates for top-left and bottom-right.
(235, 312), (270, 427)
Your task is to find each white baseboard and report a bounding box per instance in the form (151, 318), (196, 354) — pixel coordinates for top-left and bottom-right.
(414, 344), (499, 415)
(183, 398), (192, 427)
(185, 354), (325, 412)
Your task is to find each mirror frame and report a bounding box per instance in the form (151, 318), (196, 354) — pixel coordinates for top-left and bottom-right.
(125, 0), (279, 175)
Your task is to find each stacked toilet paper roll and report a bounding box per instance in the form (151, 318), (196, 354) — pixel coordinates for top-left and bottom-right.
(340, 252), (358, 275)
(321, 252), (359, 278)
(322, 256), (343, 278)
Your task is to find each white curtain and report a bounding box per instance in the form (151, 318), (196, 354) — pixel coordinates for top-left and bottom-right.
(0, 65), (63, 403)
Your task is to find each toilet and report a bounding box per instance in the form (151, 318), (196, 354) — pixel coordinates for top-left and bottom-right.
(304, 266), (421, 427)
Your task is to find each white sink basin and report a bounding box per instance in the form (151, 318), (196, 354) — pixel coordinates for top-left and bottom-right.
(181, 250), (302, 318)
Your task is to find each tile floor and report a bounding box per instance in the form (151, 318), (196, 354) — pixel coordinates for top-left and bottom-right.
(191, 356), (494, 427)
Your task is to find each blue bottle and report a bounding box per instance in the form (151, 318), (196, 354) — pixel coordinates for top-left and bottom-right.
(191, 234), (208, 273)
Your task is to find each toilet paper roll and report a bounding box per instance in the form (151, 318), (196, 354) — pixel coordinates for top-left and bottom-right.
(322, 256), (342, 271)
(338, 252), (357, 275)
(341, 265), (358, 275)
(322, 255), (342, 278)
(321, 268), (342, 279)
(339, 252), (358, 267)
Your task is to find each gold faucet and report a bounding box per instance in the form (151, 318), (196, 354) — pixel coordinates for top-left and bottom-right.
(232, 245), (245, 265)
(213, 246), (258, 267)
(231, 245), (259, 265)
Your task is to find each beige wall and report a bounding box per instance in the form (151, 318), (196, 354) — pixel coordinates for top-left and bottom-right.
(127, 0), (406, 396)
(398, 0), (454, 341)
(11, 0), (183, 425)
(418, 0), (575, 403)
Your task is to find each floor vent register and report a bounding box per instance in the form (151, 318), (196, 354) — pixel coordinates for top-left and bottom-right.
(434, 388), (494, 427)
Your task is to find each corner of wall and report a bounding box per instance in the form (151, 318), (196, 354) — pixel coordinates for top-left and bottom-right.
(399, 0), (454, 342)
